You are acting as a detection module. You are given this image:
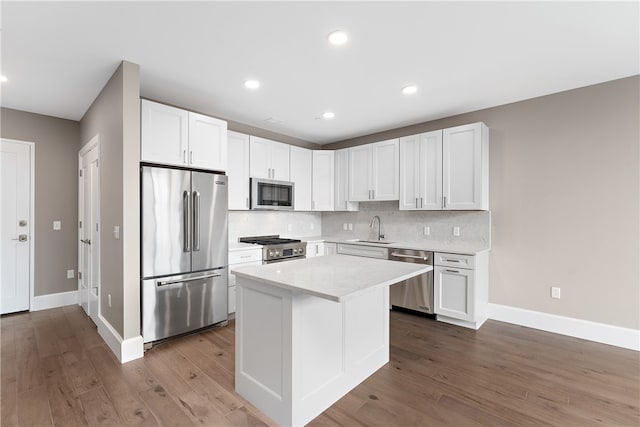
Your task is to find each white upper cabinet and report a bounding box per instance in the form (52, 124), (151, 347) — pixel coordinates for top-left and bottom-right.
(141, 100), (188, 166)
(249, 136), (290, 181)
(399, 122), (488, 211)
(399, 131), (443, 210)
(312, 150), (334, 211)
(348, 139), (399, 201)
(334, 148), (358, 211)
(442, 122), (488, 210)
(290, 146), (312, 211)
(141, 99), (228, 171)
(227, 131), (250, 210)
(188, 112), (227, 171)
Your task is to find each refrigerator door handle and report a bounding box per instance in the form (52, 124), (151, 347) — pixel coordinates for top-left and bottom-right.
(156, 272), (222, 287)
(193, 190), (200, 251)
(183, 190), (191, 252)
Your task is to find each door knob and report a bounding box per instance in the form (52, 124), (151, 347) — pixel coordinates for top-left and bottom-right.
(81, 239), (92, 245)
(12, 234), (28, 242)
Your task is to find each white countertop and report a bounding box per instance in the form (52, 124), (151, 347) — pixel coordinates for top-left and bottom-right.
(228, 242), (262, 251)
(318, 236), (489, 255)
(231, 254), (432, 302)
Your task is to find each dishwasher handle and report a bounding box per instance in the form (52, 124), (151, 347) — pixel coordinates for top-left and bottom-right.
(390, 252), (431, 262)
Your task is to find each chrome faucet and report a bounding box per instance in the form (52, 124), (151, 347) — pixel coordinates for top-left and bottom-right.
(370, 215), (384, 241)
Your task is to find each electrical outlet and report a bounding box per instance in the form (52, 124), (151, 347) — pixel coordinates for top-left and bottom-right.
(67, 269), (74, 279)
(287, 224), (292, 232)
(113, 226), (120, 240)
(108, 294), (112, 307)
(423, 226), (430, 236)
(343, 223), (348, 231)
(453, 226), (460, 236)
(348, 223), (353, 231)
(53, 221), (61, 230)
(310, 223), (315, 231)
(551, 287), (561, 299)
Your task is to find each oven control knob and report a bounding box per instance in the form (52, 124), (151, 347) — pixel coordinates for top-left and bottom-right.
(275, 250), (280, 256)
(268, 250), (275, 257)
(293, 248), (298, 254)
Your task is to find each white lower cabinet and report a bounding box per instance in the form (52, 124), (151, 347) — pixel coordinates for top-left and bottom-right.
(324, 242), (337, 255)
(228, 248), (263, 314)
(306, 241), (326, 258)
(434, 251), (488, 329)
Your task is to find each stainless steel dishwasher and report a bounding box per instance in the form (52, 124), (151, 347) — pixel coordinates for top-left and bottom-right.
(389, 248), (434, 316)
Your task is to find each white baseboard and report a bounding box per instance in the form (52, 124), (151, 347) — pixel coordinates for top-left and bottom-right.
(97, 314), (144, 363)
(32, 290), (78, 311)
(488, 303), (640, 351)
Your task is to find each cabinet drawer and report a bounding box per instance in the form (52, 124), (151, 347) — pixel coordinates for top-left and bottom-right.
(229, 249), (263, 264)
(435, 252), (475, 269)
(337, 243), (388, 259)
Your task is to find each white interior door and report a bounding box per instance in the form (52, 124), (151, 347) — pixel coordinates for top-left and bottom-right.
(79, 143), (100, 324)
(1, 140), (32, 314)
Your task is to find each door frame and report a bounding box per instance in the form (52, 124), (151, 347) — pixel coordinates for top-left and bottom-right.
(1, 138), (35, 312)
(78, 134), (100, 319)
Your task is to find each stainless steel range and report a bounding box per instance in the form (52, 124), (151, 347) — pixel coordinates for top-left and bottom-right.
(239, 235), (306, 264)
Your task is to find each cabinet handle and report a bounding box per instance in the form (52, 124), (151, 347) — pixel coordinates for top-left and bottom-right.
(246, 197), (249, 208)
(445, 269), (460, 273)
(415, 198), (418, 208)
(446, 259), (460, 263)
(190, 151), (193, 164)
(372, 189), (375, 199)
(443, 196), (447, 208)
(183, 150), (187, 163)
(420, 197), (423, 208)
(344, 201), (347, 209)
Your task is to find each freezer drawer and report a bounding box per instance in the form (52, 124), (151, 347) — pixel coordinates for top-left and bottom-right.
(142, 268), (228, 343)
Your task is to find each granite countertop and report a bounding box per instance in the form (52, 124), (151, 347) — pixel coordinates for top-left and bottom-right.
(316, 236), (489, 255)
(231, 254), (432, 302)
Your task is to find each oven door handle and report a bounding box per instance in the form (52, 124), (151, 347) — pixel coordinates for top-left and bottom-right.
(391, 252), (430, 261)
(157, 272), (221, 287)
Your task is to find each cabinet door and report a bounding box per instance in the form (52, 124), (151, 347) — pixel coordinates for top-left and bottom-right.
(227, 131), (250, 210)
(270, 141), (290, 181)
(434, 266), (474, 321)
(249, 136), (272, 179)
(141, 100), (188, 166)
(228, 259), (262, 313)
(188, 112), (227, 171)
(334, 149), (358, 211)
(348, 145), (372, 201)
(324, 242), (337, 255)
(312, 150), (334, 211)
(371, 139), (399, 200)
(306, 242), (318, 258)
(418, 131), (443, 210)
(443, 123), (484, 210)
(290, 146), (312, 211)
(399, 135), (420, 210)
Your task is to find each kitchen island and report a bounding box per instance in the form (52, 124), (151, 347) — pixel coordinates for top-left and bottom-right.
(232, 254), (432, 426)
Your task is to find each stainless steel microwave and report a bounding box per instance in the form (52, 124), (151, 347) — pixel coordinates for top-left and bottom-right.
(250, 178), (295, 210)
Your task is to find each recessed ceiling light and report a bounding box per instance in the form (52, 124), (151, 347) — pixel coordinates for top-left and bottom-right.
(0, 75), (7, 83)
(328, 30), (348, 45)
(322, 112), (335, 119)
(402, 85), (418, 95)
(244, 80), (260, 89)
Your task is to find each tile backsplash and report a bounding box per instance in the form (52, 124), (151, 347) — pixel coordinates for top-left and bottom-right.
(321, 201), (490, 246)
(229, 211), (322, 242)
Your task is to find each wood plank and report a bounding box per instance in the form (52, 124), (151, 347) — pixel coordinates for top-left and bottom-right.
(1, 371), (18, 426)
(17, 385), (53, 426)
(15, 325), (44, 393)
(77, 387), (124, 427)
(67, 357), (101, 396)
(86, 346), (159, 426)
(138, 385), (196, 427)
(41, 354), (89, 427)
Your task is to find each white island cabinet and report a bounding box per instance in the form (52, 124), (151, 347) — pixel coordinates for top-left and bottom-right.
(232, 255), (431, 426)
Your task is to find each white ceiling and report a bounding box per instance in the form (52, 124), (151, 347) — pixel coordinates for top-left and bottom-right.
(2, 1), (638, 145)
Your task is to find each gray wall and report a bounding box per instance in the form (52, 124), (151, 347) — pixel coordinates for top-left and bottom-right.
(324, 76), (640, 330)
(1, 108), (80, 297)
(80, 61), (141, 339)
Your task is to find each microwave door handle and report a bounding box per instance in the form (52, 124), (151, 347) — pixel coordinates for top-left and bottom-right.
(183, 190), (191, 252)
(193, 190), (200, 251)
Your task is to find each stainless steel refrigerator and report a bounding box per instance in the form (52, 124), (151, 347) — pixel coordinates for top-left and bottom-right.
(141, 165), (228, 343)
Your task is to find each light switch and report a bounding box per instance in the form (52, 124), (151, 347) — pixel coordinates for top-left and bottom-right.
(113, 226), (120, 240)
(67, 269), (74, 279)
(348, 223), (353, 231)
(423, 226), (430, 236)
(453, 226), (460, 236)
(53, 221), (61, 230)
(343, 223), (348, 231)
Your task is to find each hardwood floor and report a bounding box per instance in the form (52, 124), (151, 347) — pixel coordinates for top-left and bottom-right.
(1, 305), (638, 426)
